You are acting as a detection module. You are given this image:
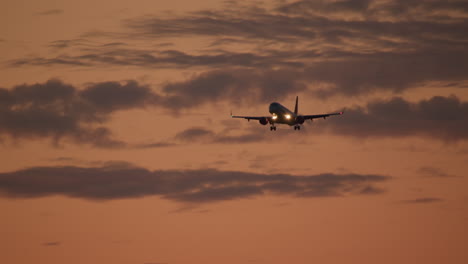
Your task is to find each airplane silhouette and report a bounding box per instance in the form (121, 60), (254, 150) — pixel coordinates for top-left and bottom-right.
(231, 96), (343, 131)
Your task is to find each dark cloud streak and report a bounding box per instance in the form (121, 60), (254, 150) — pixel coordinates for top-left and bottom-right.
(0, 163), (389, 203)
(401, 197), (443, 204)
(10, 48), (306, 69)
(418, 166), (456, 178)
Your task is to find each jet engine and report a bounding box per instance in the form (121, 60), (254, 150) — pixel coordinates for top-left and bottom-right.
(259, 117), (268, 125)
(296, 116), (305, 124)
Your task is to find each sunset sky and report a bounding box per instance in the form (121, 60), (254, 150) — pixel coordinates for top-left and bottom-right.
(1, 0), (467, 263)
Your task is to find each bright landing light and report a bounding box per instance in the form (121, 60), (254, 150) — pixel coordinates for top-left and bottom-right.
(285, 114), (291, 119)
(272, 115), (278, 120)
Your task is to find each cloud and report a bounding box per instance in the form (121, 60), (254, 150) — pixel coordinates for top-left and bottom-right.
(174, 95), (468, 143)
(174, 127), (274, 144)
(3, 79), (467, 147)
(133, 142), (175, 149)
(11, 48), (468, 97)
(10, 48), (305, 69)
(276, 0), (468, 23)
(10, 0), (468, 98)
(79, 80), (156, 112)
(174, 127), (215, 141)
(401, 197), (443, 204)
(128, 0), (468, 39)
(124, 0), (468, 96)
(417, 166), (456, 178)
(320, 95), (468, 141)
(306, 52), (468, 97)
(159, 68), (306, 108)
(124, 0), (468, 53)
(0, 76), (304, 146)
(42, 241), (61, 246)
(0, 163), (389, 203)
(46, 39), (126, 50)
(0, 79), (155, 147)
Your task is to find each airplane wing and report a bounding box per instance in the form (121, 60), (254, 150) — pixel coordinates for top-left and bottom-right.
(231, 115), (270, 121)
(303, 111), (343, 120)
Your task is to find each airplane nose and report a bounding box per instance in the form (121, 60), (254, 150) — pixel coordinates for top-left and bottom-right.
(269, 103), (275, 112)
(269, 102), (278, 113)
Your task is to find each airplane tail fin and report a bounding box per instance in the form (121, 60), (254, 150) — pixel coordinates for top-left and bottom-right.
(294, 96), (298, 115)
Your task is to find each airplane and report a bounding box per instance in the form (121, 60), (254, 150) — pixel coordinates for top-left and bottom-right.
(231, 96), (343, 131)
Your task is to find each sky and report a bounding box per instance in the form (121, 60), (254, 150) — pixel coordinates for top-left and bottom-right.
(0, 0), (467, 263)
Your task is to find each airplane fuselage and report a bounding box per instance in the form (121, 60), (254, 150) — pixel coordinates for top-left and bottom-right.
(269, 102), (297, 126)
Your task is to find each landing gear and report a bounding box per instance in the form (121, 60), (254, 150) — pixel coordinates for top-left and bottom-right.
(294, 125), (301, 130)
(270, 126), (277, 131)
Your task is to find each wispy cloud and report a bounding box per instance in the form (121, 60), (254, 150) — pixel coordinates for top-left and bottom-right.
(125, 0), (468, 96)
(0, 163), (390, 203)
(10, 0), (468, 98)
(42, 241), (61, 246)
(125, 0), (468, 42)
(401, 197), (443, 204)
(10, 48), (305, 69)
(417, 166), (456, 178)
(174, 127), (284, 144)
(133, 142), (175, 149)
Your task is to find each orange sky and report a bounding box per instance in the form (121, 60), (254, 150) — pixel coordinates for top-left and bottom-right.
(1, 1), (468, 264)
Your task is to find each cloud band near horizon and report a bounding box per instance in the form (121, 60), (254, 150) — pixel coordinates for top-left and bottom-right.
(0, 163), (389, 203)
